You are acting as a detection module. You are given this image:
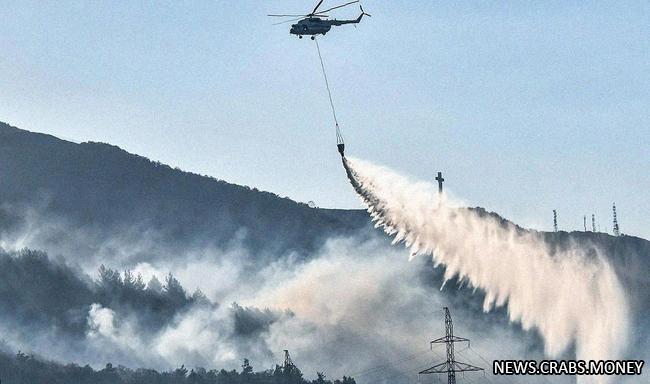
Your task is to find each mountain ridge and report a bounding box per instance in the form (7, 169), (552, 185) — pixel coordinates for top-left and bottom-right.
(1, 120), (646, 259)
(0, 121), (370, 258)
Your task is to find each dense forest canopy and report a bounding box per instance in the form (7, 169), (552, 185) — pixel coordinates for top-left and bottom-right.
(0, 351), (356, 384)
(0, 248), (205, 338)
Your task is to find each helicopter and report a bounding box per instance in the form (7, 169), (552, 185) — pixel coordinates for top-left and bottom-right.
(268, 0), (370, 40)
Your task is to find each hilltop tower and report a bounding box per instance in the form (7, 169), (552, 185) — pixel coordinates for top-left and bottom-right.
(592, 214), (596, 232)
(612, 203), (620, 236)
(553, 210), (558, 232)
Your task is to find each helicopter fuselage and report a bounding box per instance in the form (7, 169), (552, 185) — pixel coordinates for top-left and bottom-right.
(291, 18), (332, 36)
(290, 14), (364, 37)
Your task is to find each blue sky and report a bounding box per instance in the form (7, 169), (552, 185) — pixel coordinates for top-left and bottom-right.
(1, 1), (648, 238)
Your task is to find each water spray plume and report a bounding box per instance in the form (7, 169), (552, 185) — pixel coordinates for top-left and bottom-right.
(342, 156), (629, 383)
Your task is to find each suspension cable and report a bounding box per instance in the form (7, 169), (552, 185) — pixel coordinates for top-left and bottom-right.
(314, 38), (344, 145)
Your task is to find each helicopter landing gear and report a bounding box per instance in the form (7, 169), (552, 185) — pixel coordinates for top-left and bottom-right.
(311, 36), (315, 40)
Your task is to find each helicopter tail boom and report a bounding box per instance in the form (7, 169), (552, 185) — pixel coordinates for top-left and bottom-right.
(330, 5), (371, 25)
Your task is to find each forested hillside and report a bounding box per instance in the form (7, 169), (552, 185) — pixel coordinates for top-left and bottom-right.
(0, 122), (369, 259)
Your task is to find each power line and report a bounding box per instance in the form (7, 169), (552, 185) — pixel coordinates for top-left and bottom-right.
(360, 348), (447, 383)
(349, 349), (431, 378)
(464, 347), (553, 384)
(454, 349), (497, 384)
(377, 361), (434, 384)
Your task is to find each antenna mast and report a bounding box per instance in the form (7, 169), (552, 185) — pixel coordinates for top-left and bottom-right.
(612, 203), (620, 236)
(592, 214), (596, 232)
(419, 307), (483, 384)
(553, 210), (558, 232)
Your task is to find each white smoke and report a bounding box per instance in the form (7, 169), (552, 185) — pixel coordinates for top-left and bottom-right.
(343, 157), (630, 383)
(35, 237), (517, 383)
(0, 227), (578, 383)
(0, 163), (638, 383)
(87, 304), (142, 351)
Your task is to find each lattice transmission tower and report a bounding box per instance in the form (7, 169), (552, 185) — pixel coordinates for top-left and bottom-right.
(283, 350), (294, 371)
(419, 307), (483, 384)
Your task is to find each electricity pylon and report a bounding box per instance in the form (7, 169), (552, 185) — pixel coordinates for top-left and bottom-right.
(419, 307), (483, 384)
(283, 350), (294, 370)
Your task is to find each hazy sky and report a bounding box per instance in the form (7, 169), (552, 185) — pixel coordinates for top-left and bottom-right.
(1, 1), (648, 238)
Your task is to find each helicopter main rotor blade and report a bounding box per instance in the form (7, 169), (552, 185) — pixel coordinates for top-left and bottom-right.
(316, 0), (359, 14)
(311, 0), (325, 15)
(272, 17), (307, 25)
(268, 14), (308, 17)
(272, 15), (328, 25)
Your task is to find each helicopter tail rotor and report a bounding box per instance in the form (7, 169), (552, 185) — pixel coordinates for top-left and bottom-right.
(354, 5), (371, 23)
